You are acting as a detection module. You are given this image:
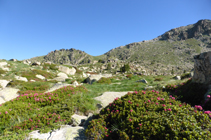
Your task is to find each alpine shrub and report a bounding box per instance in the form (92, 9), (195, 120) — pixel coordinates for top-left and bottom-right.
(86, 90), (211, 140)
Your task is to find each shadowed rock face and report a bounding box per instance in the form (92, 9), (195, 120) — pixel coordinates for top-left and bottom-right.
(193, 51), (211, 85)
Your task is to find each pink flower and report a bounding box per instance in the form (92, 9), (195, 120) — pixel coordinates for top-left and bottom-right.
(134, 91), (138, 94)
(161, 98), (164, 101)
(172, 97), (175, 100)
(195, 105), (203, 110)
(130, 110), (133, 112)
(167, 108), (171, 111)
(207, 95), (211, 98)
(169, 103), (172, 105)
(129, 119), (132, 121)
(164, 109), (167, 111)
(204, 111), (211, 114)
(156, 103), (159, 105)
(169, 95), (172, 98)
(142, 91), (146, 94)
(162, 104), (166, 107)
(148, 100), (151, 102)
(9, 109), (11, 111)
(139, 123), (142, 126)
(5, 111), (8, 114)
(179, 104), (182, 107)
(157, 97), (160, 100)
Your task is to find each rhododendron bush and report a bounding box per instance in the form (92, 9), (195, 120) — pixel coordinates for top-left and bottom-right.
(86, 90), (211, 140)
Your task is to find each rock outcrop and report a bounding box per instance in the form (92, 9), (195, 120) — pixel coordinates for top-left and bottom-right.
(85, 74), (112, 84)
(58, 66), (76, 75)
(192, 51), (211, 84)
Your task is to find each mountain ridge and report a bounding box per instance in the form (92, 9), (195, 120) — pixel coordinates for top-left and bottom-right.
(28, 19), (211, 74)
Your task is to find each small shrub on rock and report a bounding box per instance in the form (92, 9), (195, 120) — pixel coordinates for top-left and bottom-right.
(86, 90), (211, 140)
(98, 77), (111, 84)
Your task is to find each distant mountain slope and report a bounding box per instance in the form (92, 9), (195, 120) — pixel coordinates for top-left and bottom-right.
(29, 48), (94, 65)
(28, 19), (211, 73)
(103, 19), (211, 71)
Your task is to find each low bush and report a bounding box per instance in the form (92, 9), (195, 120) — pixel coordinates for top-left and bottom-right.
(97, 77), (111, 84)
(0, 85), (97, 139)
(43, 63), (58, 71)
(126, 74), (133, 79)
(154, 77), (163, 81)
(86, 90), (211, 140)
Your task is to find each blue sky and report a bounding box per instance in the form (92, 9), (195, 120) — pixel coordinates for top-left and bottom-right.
(0, 0), (211, 60)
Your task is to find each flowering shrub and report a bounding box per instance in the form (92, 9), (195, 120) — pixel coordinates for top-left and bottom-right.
(0, 85), (92, 139)
(86, 90), (211, 140)
(164, 78), (211, 110)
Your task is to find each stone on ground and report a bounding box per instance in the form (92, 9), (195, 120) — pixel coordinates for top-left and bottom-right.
(0, 88), (19, 104)
(14, 75), (28, 82)
(0, 80), (10, 88)
(36, 75), (45, 80)
(94, 91), (129, 108)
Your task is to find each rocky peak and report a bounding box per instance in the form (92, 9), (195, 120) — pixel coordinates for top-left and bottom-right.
(157, 19), (211, 41)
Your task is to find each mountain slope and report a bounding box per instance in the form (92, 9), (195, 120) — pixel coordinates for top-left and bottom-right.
(29, 48), (94, 65)
(28, 19), (211, 74)
(103, 19), (211, 73)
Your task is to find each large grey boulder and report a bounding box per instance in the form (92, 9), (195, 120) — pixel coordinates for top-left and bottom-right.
(57, 72), (68, 78)
(27, 125), (87, 140)
(36, 75), (45, 80)
(85, 74), (112, 84)
(193, 51), (211, 84)
(0, 88), (19, 104)
(32, 61), (41, 66)
(174, 76), (181, 80)
(58, 66), (76, 75)
(14, 75), (28, 82)
(0, 62), (7, 68)
(0, 80), (10, 88)
(9, 59), (17, 62)
(23, 60), (31, 65)
(71, 114), (88, 126)
(94, 91), (128, 108)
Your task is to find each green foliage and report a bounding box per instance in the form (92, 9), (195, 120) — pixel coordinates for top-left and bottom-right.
(21, 69), (56, 81)
(0, 85), (97, 139)
(154, 77), (163, 81)
(43, 63), (58, 70)
(98, 77), (111, 84)
(181, 73), (190, 80)
(126, 74), (133, 79)
(120, 64), (130, 73)
(107, 63), (111, 70)
(75, 68), (83, 74)
(0, 69), (6, 74)
(98, 59), (104, 63)
(86, 90), (211, 140)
